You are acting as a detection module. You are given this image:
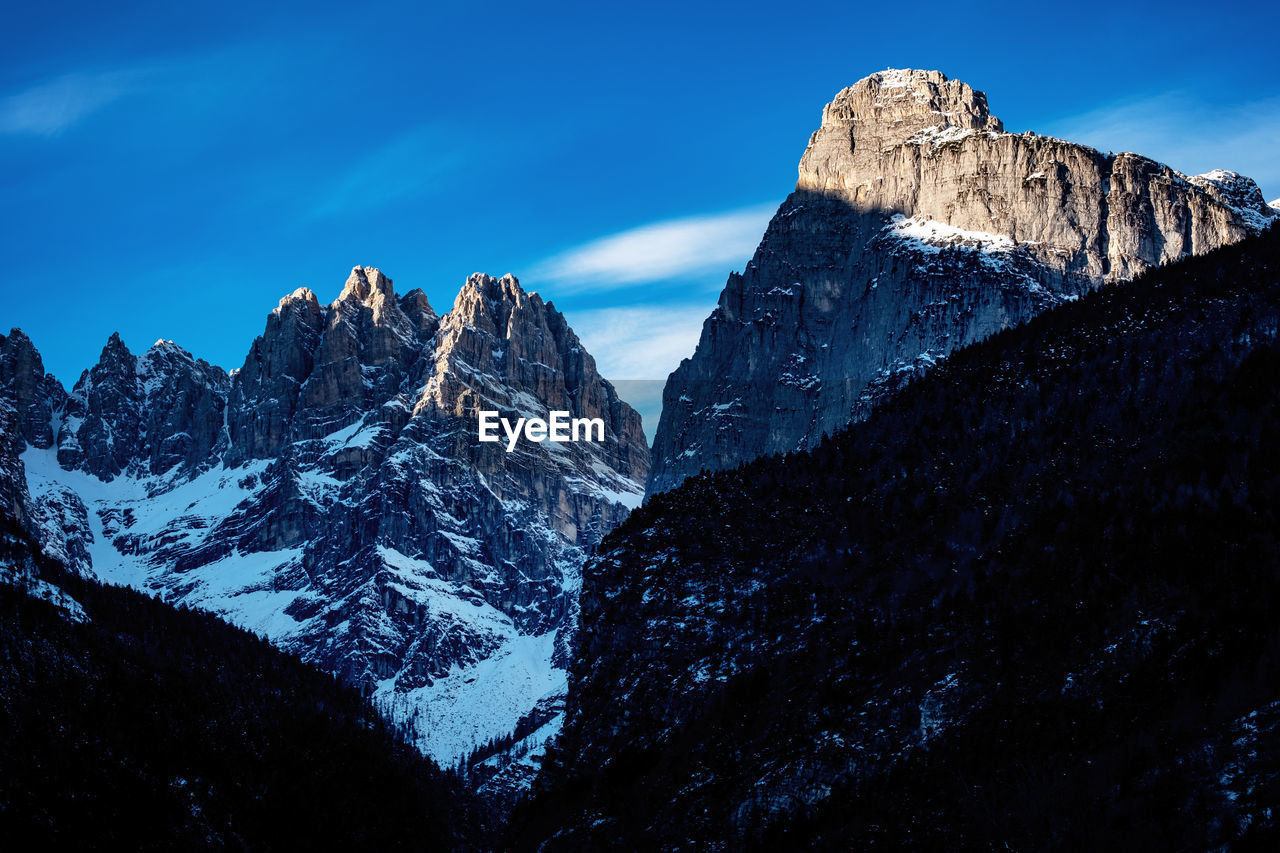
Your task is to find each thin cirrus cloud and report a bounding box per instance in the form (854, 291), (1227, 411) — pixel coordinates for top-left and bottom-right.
(0, 69), (148, 137)
(531, 203), (782, 432)
(568, 303), (709, 380)
(530, 203), (778, 291)
(1043, 90), (1280, 201)
(565, 303), (714, 441)
(309, 124), (476, 220)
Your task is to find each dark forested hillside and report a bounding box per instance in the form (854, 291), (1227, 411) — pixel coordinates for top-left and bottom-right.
(0, 518), (486, 850)
(513, 226), (1280, 849)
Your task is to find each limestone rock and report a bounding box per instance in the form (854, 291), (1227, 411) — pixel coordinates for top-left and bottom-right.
(226, 286), (325, 464)
(649, 69), (1277, 493)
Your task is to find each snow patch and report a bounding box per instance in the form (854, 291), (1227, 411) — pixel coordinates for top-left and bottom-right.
(0, 560), (88, 622)
(375, 629), (567, 766)
(1188, 169), (1278, 232)
(884, 214), (1016, 254)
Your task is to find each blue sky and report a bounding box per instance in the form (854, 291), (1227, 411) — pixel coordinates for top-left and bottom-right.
(3, 0), (1278, 435)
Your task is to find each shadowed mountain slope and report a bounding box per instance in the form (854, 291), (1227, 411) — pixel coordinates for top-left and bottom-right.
(515, 224), (1280, 849)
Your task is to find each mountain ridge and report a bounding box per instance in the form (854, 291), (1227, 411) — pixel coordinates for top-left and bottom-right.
(0, 265), (648, 781)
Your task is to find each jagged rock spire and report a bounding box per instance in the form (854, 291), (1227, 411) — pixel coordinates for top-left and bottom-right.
(53, 332), (230, 479)
(0, 328), (65, 451)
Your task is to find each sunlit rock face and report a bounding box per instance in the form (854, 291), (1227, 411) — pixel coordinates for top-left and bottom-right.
(648, 69), (1277, 494)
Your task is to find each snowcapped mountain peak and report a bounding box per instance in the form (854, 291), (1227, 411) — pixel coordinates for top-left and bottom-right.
(5, 327), (37, 349)
(398, 287), (439, 334)
(138, 339), (199, 391)
(12, 264), (649, 778)
(870, 67), (924, 86)
(1197, 168), (1241, 182)
(0, 328), (65, 452)
(52, 325), (229, 481)
(1189, 169), (1279, 231)
(460, 271), (527, 305)
(448, 273), (544, 341)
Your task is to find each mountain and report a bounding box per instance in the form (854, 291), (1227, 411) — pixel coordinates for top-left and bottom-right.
(0, 513), (485, 848)
(0, 390), (484, 846)
(513, 226), (1280, 849)
(1, 266), (648, 781)
(648, 68), (1278, 494)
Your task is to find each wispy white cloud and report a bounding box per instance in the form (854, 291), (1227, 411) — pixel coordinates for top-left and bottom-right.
(531, 203), (777, 291)
(0, 69), (148, 136)
(1043, 90), (1280, 200)
(536, 205), (780, 434)
(566, 303), (708, 381)
(607, 379), (667, 444)
(310, 124), (473, 219)
(566, 302), (712, 442)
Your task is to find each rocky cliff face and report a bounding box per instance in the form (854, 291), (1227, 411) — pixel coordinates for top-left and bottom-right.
(1, 330), (66, 452)
(2, 266), (648, 775)
(0, 331), (69, 563)
(648, 69), (1278, 493)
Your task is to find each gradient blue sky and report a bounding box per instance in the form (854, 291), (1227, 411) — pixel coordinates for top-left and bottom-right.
(4, 0), (1278, 432)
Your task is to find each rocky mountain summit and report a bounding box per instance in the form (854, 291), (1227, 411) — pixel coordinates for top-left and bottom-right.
(648, 68), (1278, 493)
(1, 267), (648, 777)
